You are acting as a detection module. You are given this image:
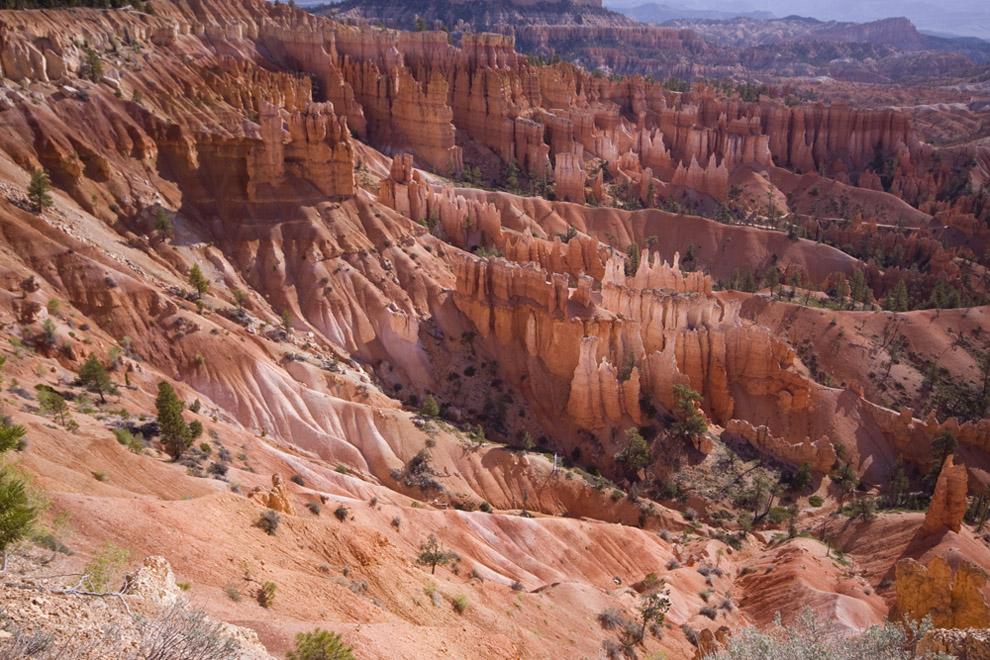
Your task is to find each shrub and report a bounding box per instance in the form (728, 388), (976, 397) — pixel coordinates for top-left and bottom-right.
(479, 501), (492, 513)
(666, 558), (681, 570)
(258, 581), (276, 608)
(768, 506), (790, 524)
(113, 427), (146, 453)
(305, 502), (321, 516)
(391, 516), (401, 530)
(224, 584), (242, 602)
(334, 464), (348, 474)
(601, 639), (623, 660)
(681, 623), (699, 646)
(683, 507), (697, 521)
(706, 607), (945, 660)
(258, 509), (280, 535)
(333, 504), (349, 522)
(286, 628), (354, 660)
(809, 495), (824, 507)
(511, 579), (524, 592)
(137, 601), (239, 659)
(597, 607), (624, 630)
(83, 540), (130, 593)
(290, 474), (305, 486)
(700, 605), (718, 620)
(452, 594), (469, 614)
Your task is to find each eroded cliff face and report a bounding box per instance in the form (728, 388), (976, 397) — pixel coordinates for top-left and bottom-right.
(0, 0), (935, 217)
(894, 556), (990, 629)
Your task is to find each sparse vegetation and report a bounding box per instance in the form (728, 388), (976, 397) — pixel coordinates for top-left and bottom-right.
(416, 534), (455, 574)
(258, 509), (280, 535)
(706, 607), (950, 660)
(286, 628), (354, 660)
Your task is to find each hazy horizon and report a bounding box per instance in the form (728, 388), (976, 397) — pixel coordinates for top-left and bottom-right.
(602, 0), (990, 39)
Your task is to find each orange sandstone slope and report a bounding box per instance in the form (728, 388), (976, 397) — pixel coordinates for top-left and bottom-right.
(1, 0), (990, 658)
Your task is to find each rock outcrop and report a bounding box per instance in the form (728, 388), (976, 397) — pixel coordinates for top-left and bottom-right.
(924, 455), (969, 533)
(918, 628), (990, 660)
(248, 474), (296, 515)
(894, 556), (990, 629)
(122, 556), (180, 605)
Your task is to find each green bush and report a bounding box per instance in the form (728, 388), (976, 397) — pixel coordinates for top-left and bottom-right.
(768, 506), (789, 524)
(452, 594), (469, 614)
(286, 628), (354, 660)
(808, 495), (824, 508)
(706, 607), (949, 660)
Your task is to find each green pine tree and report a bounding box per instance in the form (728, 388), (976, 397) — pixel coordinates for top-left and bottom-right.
(188, 264), (209, 298)
(27, 168), (53, 213)
(78, 353), (115, 403)
(421, 394), (439, 418)
(156, 381), (191, 461)
(84, 46), (103, 83)
(154, 206), (173, 236)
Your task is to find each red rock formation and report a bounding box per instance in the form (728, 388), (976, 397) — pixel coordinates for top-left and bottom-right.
(554, 151), (585, 203)
(924, 455), (968, 533)
(724, 419), (835, 472)
(247, 101), (354, 201)
(894, 556), (990, 629)
(248, 473), (297, 515)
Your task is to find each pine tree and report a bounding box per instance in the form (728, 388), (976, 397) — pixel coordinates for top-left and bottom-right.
(421, 394), (439, 418)
(728, 267), (741, 291)
(741, 270), (757, 293)
(625, 242), (641, 277)
(84, 46), (103, 83)
(188, 264), (208, 298)
(155, 381), (191, 461)
(78, 353), (115, 403)
(154, 206), (172, 236)
(883, 454), (909, 509)
(765, 267), (780, 296)
(833, 273), (849, 306)
(924, 430), (958, 493)
(893, 278), (909, 311)
(671, 384), (707, 440)
(849, 269), (867, 308)
(27, 168), (53, 213)
(615, 427), (651, 477)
